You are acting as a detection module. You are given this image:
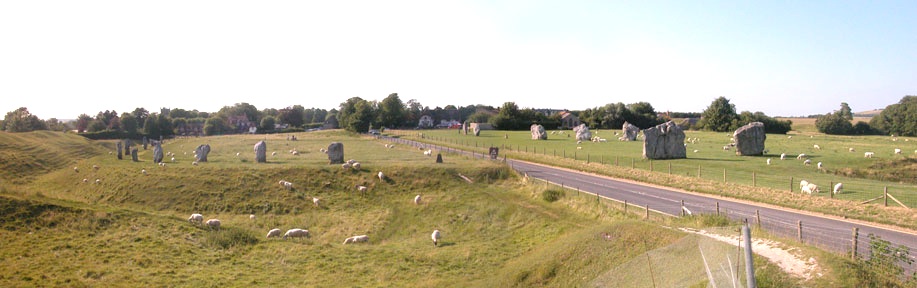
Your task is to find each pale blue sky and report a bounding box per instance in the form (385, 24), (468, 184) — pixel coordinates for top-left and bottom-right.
(1, 0), (914, 119)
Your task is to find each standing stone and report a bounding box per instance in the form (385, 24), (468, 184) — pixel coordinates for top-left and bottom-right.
(254, 141), (267, 163)
(327, 142), (344, 164)
(473, 126), (481, 136)
(142, 136), (148, 150)
(117, 142), (123, 160)
(124, 139), (133, 154)
(734, 122), (767, 156)
(530, 124), (547, 140)
(621, 122), (639, 141)
(573, 124), (592, 141)
(152, 142), (163, 163)
(642, 121), (686, 160)
(462, 122), (468, 135)
(195, 144), (211, 162)
(131, 148), (139, 162)
(436, 153), (443, 163)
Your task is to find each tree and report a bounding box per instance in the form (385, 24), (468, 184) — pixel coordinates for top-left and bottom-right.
(870, 96), (917, 136)
(3, 107), (46, 132)
(626, 102), (662, 129)
(737, 111), (793, 134)
(377, 93), (406, 128)
(46, 118), (67, 132)
(204, 117), (229, 136)
(699, 97), (738, 132)
(120, 112), (138, 135)
(277, 105), (304, 128)
(143, 114), (161, 139)
(491, 102), (521, 130)
(87, 119), (107, 132)
(76, 114), (92, 133)
(260, 116), (276, 131)
(816, 113), (853, 135)
(338, 97), (377, 132)
(132, 108), (149, 129)
(838, 102), (853, 120)
(158, 115), (173, 138)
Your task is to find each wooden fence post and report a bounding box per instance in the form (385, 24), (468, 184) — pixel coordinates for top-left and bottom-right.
(723, 169), (727, 182)
(755, 210), (761, 227)
(797, 221), (803, 243)
(681, 200), (685, 217)
(668, 163), (672, 174)
(884, 186), (888, 207)
(753, 172), (756, 187)
(624, 200), (628, 214)
(790, 177), (794, 192)
(716, 202), (720, 215)
(645, 205), (649, 220)
(851, 227), (859, 260)
(697, 165), (701, 178)
(631, 158), (635, 169)
(830, 181), (834, 199)
(650, 160), (653, 171)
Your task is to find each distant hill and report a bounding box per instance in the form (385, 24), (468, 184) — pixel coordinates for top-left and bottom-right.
(854, 109), (883, 117)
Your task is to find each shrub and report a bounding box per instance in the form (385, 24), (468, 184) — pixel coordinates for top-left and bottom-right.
(541, 189), (564, 202)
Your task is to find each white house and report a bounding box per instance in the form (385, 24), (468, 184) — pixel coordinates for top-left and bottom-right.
(418, 115), (434, 128)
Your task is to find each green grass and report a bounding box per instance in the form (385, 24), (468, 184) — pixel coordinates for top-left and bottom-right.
(0, 130), (890, 286)
(395, 128), (917, 230)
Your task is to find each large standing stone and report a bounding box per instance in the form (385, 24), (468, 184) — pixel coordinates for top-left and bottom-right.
(327, 142), (344, 164)
(642, 121), (686, 160)
(462, 122), (467, 135)
(142, 136), (148, 150)
(117, 142), (123, 160)
(152, 142), (163, 163)
(254, 141), (267, 163)
(530, 124), (547, 140)
(573, 124), (592, 141)
(131, 148), (139, 162)
(124, 139), (133, 154)
(621, 122), (639, 141)
(473, 126), (480, 136)
(734, 122), (766, 156)
(195, 144), (211, 162)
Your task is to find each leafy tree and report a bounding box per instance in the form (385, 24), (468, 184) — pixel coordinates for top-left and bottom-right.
(467, 111), (491, 123)
(491, 102), (521, 130)
(158, 115), (173, 138)
(852, 121), (880, 135)
(277, 105), (304, 128)
(405, 99), (424, 125)
(338, 97), (377, 132)
(260, 116), (276, 131)
(870, 96), (917, 136)
(626, 102), (662, 129)
(171, 118), (187, 135)
(45, 118), (67, 132)
(737, 111), (793, 134)
(378, 93), (406, 128)
(816, 113), (853, 135)
(204, 117), (229, 136)
(87, 119), (107, 132)
(838, 102), (853, 120)
(699, 97), (738, 132)
(3, 107), (47, 132)
(217, 102), (261, 123)
(143, 114), (161, 139)
(854, 234), (916, 287)
(76, 114), (92, 133)
(132, 108), (149, 128)
(120, 112), (138, 135)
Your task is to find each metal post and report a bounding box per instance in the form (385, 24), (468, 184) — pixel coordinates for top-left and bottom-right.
(624, 200), (628, 214)
(698, 165), (701, 177)
(743, 225), (757, 288)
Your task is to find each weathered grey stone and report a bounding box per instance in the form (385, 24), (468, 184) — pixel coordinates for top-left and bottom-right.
(642, 121), (686, 160)
(124, 139), (133, 153)
(621, 122), (639, 141)
(254, 141), (267, 163)
(530, 124), (547, 140)
(436, 153), (443, 163)
(573, 124), (592, 141)
(142, 136), (148, 150)
(195, 144), (211, 162)
(462, 122), (467, 135)
(734, 122), (766, 156)
(131, 148), (139, 162)
(117, 142), (123, 160)
(327, 142), (344, 164)
(474, 127), (480, 136)
(152, 142), (163, 163)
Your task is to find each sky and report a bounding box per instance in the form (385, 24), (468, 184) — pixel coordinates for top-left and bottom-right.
(2, 0), (915, 120)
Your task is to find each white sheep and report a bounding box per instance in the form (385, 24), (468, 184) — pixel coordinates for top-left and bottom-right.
(92, 165), (100, 170)
(236, 152), (241, 157)
(577, 146), (583, 150)
(158, 162), (166, 167)
(780, 153), (786, 160)
(343, 235), (369, 244)
(188, 213), (203, 225)
(378, 171), (385, 181)
(249, 214), (256, 220)
(352, 162), (361, 170)
(171, 157), (175, 162)
(347, 159), (357, 165)
(342, 162), (352, 170)
(431, 230), (441, 247)
(864, 152), (875, 158)
(73, 166), (79, 173)
(799, 180), (809, 191)
(271, 151), (278, 156)
(266, 228), (282, 239)
(802, 183), (819, 194)
(813, 144), (821, 150)
(833, 183), (843, 194)
(292, 151), (299, 156)
(283, 181), (293, 190)
(356, 185), (368, 195)
(283, 228), (311, 240)
(693, 150), (699, 153)
(141, 169), (147, 175)
(82, 178), (88, 183)
(414, 195), (421, 205)
(95, 179), (101, 184)
(816, 162), (823, 169)
(797, 153), (806, 160)
(848, 147), (855, 152)
(205, 219), (221, 230)
(319, 148), (327, 153)
(894, 148), (902, 154)
(722, 145), (730, 151)
(766, 159), (771, 165)
(423, 149), (433, 156)
(804, 159), (812, 166)
(312, 197), (321, 207)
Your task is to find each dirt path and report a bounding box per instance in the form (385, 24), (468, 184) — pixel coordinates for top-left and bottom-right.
(680, 228), (821, 280)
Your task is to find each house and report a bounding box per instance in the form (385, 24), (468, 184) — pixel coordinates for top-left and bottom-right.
(437, 119), (461, 128)
(418, 115), (434, 128)
(227, 115), (256, 134)
(558, 111), (580, 129)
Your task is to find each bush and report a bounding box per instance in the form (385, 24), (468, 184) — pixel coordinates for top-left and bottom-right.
(203, 228), (259, 249)
(541, 189), (564, 202)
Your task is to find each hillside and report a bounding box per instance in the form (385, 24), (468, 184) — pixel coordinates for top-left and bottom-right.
(0, 131), (848, 287)
(0, 131), (107, 184)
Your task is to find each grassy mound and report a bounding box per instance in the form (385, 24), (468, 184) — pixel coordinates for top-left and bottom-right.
(0, 131), (106, 184)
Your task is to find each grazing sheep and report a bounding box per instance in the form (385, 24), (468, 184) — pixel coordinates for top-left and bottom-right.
(813, 144), (821, 150)
(833, 183), (843, 194)
(802, 183), (819, 194)
(817, 162), (823, 169)
(356, 185), (368, 195)
(141, 169), (147, 175)
(93, 165), (100, 170)
(780, 153), (786, 160)
(352, 162), (361, 170)
(766, 159), (771, 165)
(271, 151), (278, 156)
(796, 153), (806, 160)
(283, 228), (311, 240)
(319, 148), (327, 153)
(431, 230), (441, 247)
(292, 151), (299, 156)
(266, 228), (282, 239)
(576, 140), (582, 144)
(864, 152), (875, 158)
(423, 149), (433, 156)
(693, 150), (699, 153)
(342, 162), (352, 170)
(347, 159), (356, 165)
(95, 179), (101, 184)
(205, 219), (221, 230)
(278, 180), (293, 190)
(312, 197), (321, 207)
(799, 180), (810, 191)
(414, 195), (421, 205)
(73, 167), (79, 173)
(158, 162), (166, 167)
(378, 171), (385, 181)
(788, 136), (792, 139)
(192, 161), (198, 166)
(577, 146), (583, 150)
(82, 178), (88, 183)
(343, 235), (369, 244)
(188, 213), (204, 225)
(804, 159), (812, 166)
(894, 148), (902, 155)
(236, 152), (240, 157)
(722, 145), (730, 151)
(171, 157), (175, 162)
(249, 214), (256, 220)
(848, 147), (855, 152)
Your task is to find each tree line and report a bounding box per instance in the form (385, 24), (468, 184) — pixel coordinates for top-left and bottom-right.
(3, 95), (917, 137)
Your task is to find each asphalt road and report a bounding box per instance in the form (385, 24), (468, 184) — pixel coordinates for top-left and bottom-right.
(385, 135), (917, 270)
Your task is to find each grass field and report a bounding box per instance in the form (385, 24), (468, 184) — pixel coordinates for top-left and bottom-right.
(390, 126), (917, 230)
